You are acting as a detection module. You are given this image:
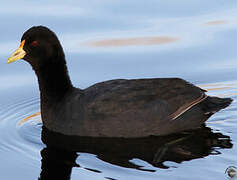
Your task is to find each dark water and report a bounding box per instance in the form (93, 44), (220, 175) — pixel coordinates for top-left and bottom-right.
(0, 1), (237, 179)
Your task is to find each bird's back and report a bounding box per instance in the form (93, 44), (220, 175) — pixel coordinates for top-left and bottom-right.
(84, 78), (205, 119)
(79, 78), (207, 137)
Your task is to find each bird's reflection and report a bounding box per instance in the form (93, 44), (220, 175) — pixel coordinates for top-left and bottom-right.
(39, 125), (232, 179)
(39, 147), (78, 180)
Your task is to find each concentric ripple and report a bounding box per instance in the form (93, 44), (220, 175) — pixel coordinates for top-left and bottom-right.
(0, 98), (42, 159)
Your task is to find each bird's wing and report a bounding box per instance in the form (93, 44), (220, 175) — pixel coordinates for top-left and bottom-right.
(84, 78), (206, 120)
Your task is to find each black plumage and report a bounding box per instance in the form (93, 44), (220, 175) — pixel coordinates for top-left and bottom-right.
(8, 26), (233, 137)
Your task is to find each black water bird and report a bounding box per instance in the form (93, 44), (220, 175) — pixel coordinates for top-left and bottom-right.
(8, 26), (233, 137)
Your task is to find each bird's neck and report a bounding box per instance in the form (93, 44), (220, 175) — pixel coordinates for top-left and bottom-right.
(34, 57), (74, 102)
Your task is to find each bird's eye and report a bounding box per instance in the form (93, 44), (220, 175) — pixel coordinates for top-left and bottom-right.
(31, 40), (38, 47)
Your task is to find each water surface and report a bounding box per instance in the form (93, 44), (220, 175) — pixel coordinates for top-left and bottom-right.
(0, 1), (237, 179)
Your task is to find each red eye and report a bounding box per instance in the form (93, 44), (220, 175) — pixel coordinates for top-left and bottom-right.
(31, 40), (38, 47)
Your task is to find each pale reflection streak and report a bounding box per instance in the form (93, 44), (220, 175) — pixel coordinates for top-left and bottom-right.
(18, 112), (41, 126)
(199, 82), (235, 94)
(204, 20), (229, 26)
(85, 36), (179, 47)
(199, 82), (236, 98)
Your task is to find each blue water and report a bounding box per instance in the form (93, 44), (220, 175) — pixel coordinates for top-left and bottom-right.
(0, 1), (237, 179)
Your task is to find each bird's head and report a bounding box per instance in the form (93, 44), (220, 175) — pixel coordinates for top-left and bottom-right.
(8, 26), (64, 68)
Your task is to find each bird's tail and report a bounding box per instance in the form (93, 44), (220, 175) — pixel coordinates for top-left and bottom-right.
(202, 96), (233, 114)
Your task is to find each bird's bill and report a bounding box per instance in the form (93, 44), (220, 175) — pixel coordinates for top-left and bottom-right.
(7, 40), (26, 64)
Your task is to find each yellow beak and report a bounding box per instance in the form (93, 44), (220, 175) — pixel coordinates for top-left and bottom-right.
(7, 40), (26, 64)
